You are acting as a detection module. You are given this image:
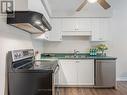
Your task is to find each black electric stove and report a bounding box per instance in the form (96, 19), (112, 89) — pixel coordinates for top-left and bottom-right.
(6, 49), (59, 95)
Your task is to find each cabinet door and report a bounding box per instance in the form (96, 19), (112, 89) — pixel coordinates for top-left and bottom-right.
(91, 18), (110, 41)
(58, 60), (77, 86)
(9, 72), (52, 95)
(77, 18), (91, 31)
(62, 18), (91, 32)
(56, 60), (94, 86)
(62, 19), (76, 31)
(91, 19), (101, 41)
(77, 60), (94, 85)
(49, 19), (62, 41)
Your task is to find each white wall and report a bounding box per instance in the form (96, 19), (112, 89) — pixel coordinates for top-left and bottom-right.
(108, 0), (127, 81)
(0, 18), (43, 95)
(44, 36), (91, 53)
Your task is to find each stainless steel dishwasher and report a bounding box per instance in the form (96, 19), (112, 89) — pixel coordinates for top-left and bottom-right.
(94, 59), (116, 88)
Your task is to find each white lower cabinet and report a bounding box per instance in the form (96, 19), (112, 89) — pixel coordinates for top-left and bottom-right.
(58, 60), (77, 85)
(55, 60), (94, 86)
(77, 60), (94, 85)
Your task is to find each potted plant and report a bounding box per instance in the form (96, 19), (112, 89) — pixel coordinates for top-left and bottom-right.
(96, 44), (108, 56)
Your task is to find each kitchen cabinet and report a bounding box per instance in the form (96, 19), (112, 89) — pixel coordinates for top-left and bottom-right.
(33, 18), (110, 41)
(62, 31), (92, 36)
(62, 18), (91, 32)
(57, 60), (77, 86)
(62, 19), (76, 31)
(77, 60), (94, 85)
(91, 18), (110, 41)
(48, 19), (62, 41)
(56, 59), (94, 86)
(62, 18), (110, 39)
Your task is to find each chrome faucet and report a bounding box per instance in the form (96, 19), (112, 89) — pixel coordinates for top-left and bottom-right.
(73, 49), (79, 57)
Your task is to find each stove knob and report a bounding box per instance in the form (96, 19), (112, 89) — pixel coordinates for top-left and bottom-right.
(18, 53), (21, 58)
(14, 54), (18, 59)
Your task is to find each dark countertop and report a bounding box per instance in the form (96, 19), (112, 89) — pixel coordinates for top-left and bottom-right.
(41, 53), (117, 60)
(33, 60), (58, 73)
(13, 60), (59, 73)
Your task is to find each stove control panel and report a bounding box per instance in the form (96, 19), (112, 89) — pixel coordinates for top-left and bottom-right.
(11, 49), (34, 62)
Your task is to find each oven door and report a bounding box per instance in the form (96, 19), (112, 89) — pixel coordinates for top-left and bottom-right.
(9, 72), (52, 95)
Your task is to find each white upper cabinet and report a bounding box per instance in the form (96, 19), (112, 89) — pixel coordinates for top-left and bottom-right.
(48, 19), (62, 41)
(62, 18), (91, 32)
(91, 18), (110, 41)
(49, 18), (110, 41)
(77, 19), (91, 32)
(33, 18), (110, 41)
(62, 19), (76, 31)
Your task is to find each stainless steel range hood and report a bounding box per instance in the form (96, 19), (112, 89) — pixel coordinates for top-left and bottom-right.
(7, 11), (52, 34)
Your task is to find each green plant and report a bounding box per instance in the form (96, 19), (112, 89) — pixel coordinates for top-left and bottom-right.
(96, 44), (108, 55)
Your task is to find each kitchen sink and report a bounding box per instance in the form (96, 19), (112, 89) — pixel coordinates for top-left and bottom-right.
(64, 55), (87, 59)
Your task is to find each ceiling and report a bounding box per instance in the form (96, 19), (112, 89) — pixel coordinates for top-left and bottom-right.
(45, 0), (113, 17)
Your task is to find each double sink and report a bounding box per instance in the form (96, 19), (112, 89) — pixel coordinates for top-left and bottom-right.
(64, 55), (87, 59)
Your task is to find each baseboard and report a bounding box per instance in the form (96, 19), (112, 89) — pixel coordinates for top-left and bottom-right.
(116, 77), (127, 81)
